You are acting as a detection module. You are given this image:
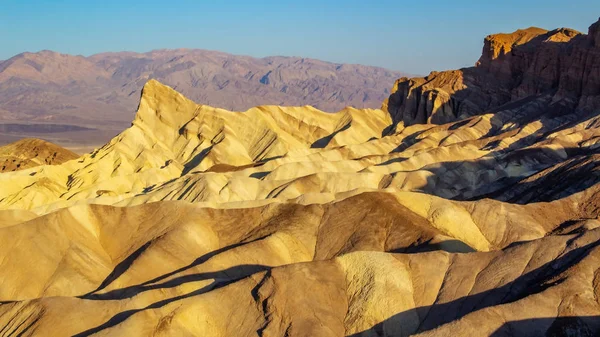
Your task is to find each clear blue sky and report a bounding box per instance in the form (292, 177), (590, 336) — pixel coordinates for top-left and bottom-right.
(1, 0), (599, 74)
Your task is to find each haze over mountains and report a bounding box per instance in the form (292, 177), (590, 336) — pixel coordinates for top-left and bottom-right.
(0, 18), (599, 337)
(0, 49), (405, 149)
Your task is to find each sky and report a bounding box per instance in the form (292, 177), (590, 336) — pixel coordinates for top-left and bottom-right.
(1, 0), (599, 75)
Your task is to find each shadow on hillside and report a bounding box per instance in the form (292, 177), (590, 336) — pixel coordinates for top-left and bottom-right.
(490, 316), (600, 336)
(414, 144), (600, 204)
(311, 122), (351, 148)
(73, 284), (217, 337)
(384, 65), (504, 128)
(81, 236), (271, 301)
(73, 264), (268, 337)
(375, 29), (600, 204)
(392, 238), (476, 254)
(385, 91), (600, 203)
(181, 144), (213, 175)
(72, 233), (600, 336)
(347, 238), (600, 337)
(349, 316), (600, 337)
(73, 236), (278, 335)
(81, 241), (153, 297)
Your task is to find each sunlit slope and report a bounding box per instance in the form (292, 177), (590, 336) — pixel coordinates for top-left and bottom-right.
(2, 76), (600, 216)
(0, 209), (597, 336)
(0, 138), (78, 172)
(0, 80), (393, 212)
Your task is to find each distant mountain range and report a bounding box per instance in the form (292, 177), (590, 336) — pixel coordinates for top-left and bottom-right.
(0, 49), (407, 131)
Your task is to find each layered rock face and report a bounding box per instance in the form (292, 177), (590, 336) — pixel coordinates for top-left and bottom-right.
(384, 19), (600, 126)
(0, 19), (600, 337)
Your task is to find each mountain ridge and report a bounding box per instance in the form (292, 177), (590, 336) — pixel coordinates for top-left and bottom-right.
(0, 48), (407, 130)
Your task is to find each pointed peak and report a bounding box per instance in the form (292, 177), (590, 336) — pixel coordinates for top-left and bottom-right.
(137, 79), (190, 108)
(141, 78), (177, 95)
(133, 79), (200, 132)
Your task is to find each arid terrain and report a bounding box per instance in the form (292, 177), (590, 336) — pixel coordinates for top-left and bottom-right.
(0, 49), (405, 151)
(0, 18), (599, 337)
(0, 138), (78, 172)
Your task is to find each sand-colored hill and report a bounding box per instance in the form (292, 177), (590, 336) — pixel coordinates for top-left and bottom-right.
(1, 75), (600, 214)
(0, 138), (78, 172)
(0, 195), (598, 336)
(0, 18), (599, 337)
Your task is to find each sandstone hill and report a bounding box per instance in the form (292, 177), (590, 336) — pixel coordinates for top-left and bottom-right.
(0, 19), (599, 337)
(0, 138), (78, 172)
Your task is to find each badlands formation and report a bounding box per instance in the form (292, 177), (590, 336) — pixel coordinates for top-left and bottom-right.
(0, 19), (600, 337)
(0, 138), (78, 172)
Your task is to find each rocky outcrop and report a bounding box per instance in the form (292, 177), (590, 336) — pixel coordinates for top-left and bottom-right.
(475, 27), (549, 68)
(384, 18), (600, 126)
